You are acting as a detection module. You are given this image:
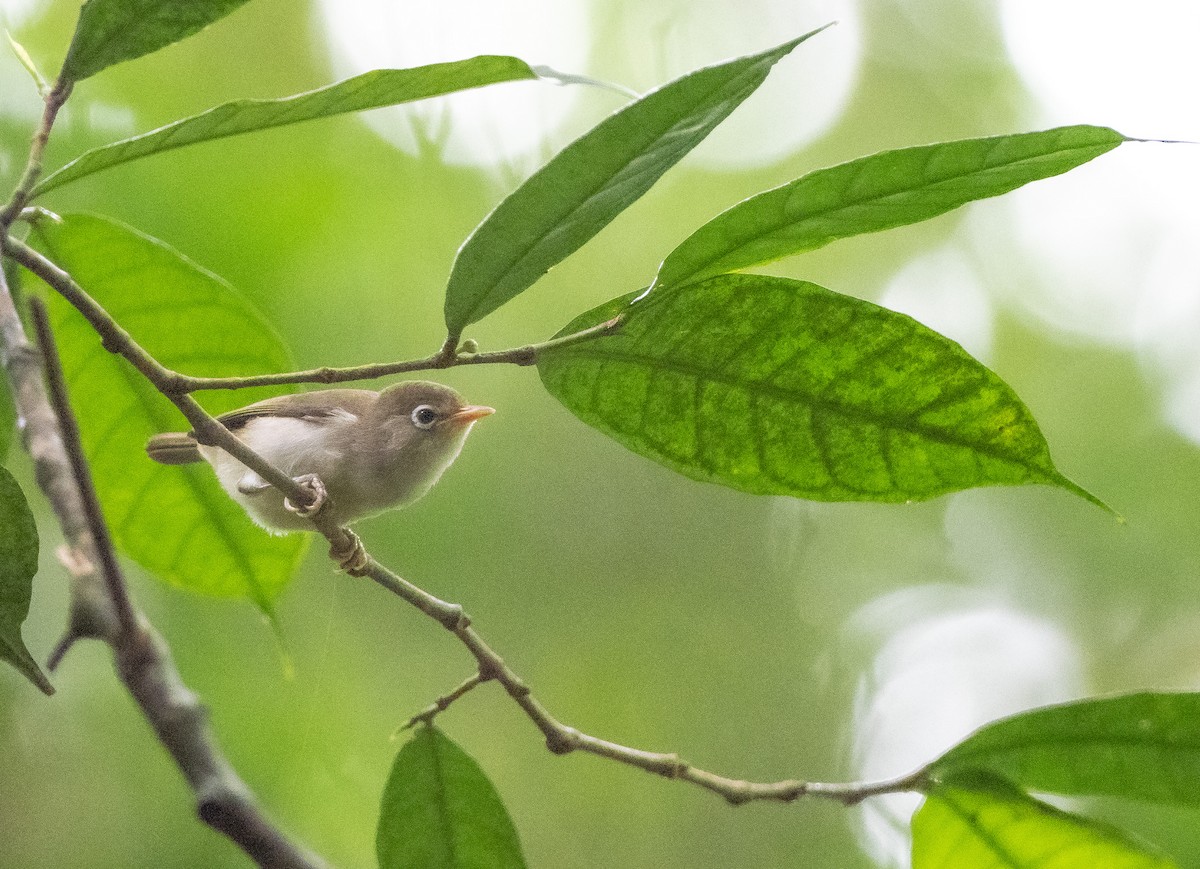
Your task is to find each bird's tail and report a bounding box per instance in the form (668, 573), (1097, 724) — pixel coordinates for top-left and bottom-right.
(146, 432), (201, 465)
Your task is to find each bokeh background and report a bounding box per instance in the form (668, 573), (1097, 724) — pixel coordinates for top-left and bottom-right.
(2, 1), (1199, 867)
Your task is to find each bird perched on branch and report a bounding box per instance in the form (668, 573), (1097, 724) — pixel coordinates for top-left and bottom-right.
(147, 380), (493, 533)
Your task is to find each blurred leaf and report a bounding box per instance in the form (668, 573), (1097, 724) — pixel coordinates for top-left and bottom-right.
(60, 0), (251, 82)
(931, 692), (1200, 807)
(912, 771), (1176, 869)
(32, 214), (307, 609)
(0, 466), (52, 695)
(6, 30), (48, 94)
(35, 57), (539, 196)
(377, 727), (525, 869)
(539, 274), (1102, 506)
(655, 126), (1126, 291)
(443, 26), (831, 336)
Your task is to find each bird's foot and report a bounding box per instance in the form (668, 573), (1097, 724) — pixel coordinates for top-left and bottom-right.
(329, 530), (369, 576)
(283, 473), (327, 517)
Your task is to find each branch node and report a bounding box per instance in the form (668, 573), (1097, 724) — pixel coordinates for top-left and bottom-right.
(546, 727), (581, 755)
(436, 603), (468, 632)
(476, 658), (503, 683)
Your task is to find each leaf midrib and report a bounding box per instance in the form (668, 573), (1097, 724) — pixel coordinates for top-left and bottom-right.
(550, 343), (1048, 475)
(457, 48), (786, 324)
(666, 132), (1119, 287)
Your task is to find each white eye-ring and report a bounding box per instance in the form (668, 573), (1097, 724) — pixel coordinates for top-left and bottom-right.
(411, 405), (438, 430)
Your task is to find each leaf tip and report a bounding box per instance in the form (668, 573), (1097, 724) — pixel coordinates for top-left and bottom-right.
(1050, 472), (1120, 519)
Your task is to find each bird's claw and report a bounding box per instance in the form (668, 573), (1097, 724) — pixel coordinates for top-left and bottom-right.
(330, 530), (369, 576)
(284, 473), (327, 517)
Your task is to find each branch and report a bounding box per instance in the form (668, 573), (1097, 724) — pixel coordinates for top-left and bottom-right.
(16, 296), (333, 869)
(0, 76), (71, 230)
(168, 315), (624, 392)
(30, 297), (137, 637)
(12, 228), (928, 811)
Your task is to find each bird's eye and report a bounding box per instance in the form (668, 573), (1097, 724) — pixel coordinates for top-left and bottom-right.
(411, 405), (438, 430)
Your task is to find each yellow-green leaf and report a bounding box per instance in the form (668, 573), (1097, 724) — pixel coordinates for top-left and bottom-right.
(35, 57), (538, 196)
(32, 214), (307, 609)
(913, 772), (1177, 869)
(539, 275), (1102, 507)
(61, 0), (251, 82)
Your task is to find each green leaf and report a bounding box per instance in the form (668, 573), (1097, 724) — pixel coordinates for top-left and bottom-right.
(931, 692), (1200, 807)
(655, 125), (1126, 291)
(0, 466), (52, 695)
(539, 274), (1101, 506)
(34, 57), (539, 196)
(443, 26), (831, 337)
(912, 771), (1176, 869)
(31, 214), (307, 609)
(377, 727), (526, 869)
(61, 0), (251, 82)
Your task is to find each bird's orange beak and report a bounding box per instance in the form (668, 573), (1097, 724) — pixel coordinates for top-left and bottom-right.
(449, 405), (495, 426)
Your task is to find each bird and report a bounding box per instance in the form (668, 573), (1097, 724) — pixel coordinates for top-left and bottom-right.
(146, 380), (494, 534)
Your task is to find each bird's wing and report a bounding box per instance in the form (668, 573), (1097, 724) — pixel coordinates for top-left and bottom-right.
(213, 389), (379, 431)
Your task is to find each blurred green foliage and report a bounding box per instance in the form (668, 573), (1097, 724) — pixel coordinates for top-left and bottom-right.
(2, 1), (1199, 868)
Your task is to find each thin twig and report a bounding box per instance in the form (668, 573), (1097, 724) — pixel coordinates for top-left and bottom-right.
(168, 315), (624, 392)
(29, 296), (137, 637)
(396, 671), (489, 733)
(0, 76), (70, 230)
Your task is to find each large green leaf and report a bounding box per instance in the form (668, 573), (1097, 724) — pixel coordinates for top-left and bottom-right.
(931, 693), (1200, 807)
(538, 274), (1100, 506)
(32, 214), (307, 609)
(377, 727), (525, 869)
(0, 466), (52, 695)
(61, 0), (251, 82)
(654, 126), (1125, 291)
(443, 27), (830, 337)
(34, 57), (538, 196)
(912, 772), (1176, 869)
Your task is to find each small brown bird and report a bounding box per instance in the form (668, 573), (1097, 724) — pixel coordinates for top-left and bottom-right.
(147, 380), (493, 532)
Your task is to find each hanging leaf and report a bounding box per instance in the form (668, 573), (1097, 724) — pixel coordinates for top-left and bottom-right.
(654, 126), (1125, 291)
(32, 214), (307, 610)
(443, 26), (831, 337)
(0, 466), (52, 695)
(913, 771), (1177, 869)
(377, 727), (526, 869)
(61, 0), (251, 82)
(539, 274), (1103, 507)
(931, 692), (1200, 807)
(35, 57), (539, 195)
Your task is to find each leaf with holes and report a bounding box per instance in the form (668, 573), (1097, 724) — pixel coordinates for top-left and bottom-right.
(377, 727), (526, 869)
(931, 692), (1200, 807)
(0, 466), (52, 695)
(36, 57), (538, 196)
(30, 214), (307, 610)
(654, 126), (1126, 291)
(443, 26), (830, 336)
(913, 771), (1177, 869)
(61, 0), (251, 82)
(539, 274), (1103, 507)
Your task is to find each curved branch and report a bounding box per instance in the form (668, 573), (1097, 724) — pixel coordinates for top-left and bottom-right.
(12, 229), (928, 811)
